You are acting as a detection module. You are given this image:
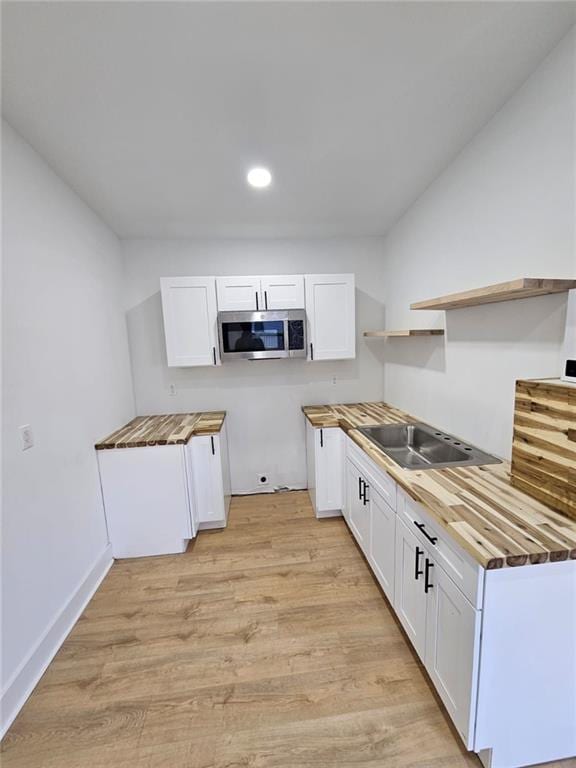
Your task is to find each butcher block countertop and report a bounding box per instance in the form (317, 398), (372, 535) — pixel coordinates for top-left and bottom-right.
(95, 412), (226, 450)
(303, 402), (576, 570)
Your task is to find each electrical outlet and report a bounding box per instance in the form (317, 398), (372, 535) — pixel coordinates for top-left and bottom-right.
(168, 383), (177, 396)
(257, 473), (269, 487)
(19, 424), (34, 451)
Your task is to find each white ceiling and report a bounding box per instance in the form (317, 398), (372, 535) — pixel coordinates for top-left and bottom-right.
(2, 2), (575, 239)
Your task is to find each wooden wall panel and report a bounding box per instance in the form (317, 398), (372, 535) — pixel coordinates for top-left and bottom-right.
(511, 379), (576, 521)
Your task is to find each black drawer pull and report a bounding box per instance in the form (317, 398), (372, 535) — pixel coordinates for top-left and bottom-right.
(210, 436), (215, 455)
(414, 521), (438, 545)
(424, 559), (434, 593)
(320, 428), (323, 448)
(414, 547), (423, 580)
(358, 476), (363, 501)
(362, 481), (369, 506)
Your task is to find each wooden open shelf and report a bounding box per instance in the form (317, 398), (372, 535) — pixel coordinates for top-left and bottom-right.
(364, 329), (444, 338)
(410, 278), (576, 311)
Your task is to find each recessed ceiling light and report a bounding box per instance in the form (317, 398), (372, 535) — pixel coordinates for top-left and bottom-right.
(247, 167), (272, 189)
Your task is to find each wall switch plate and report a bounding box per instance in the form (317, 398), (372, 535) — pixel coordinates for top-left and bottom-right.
(19, 424), (34, 451)
(168, 383), (177, 396)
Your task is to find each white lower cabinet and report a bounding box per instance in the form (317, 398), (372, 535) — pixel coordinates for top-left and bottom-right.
(342, 436), (481, 752)
(97, 426), (231, 557)
(337, 432), (575, 767)
(306, 422), (343, 517)
(368, 486), (396, 604)
(188, 424), (231, 529)
(98, 445), (193, 558)
(394, 516), (481, 746)
(346, 458), (370, 552)
(425, 559), (481, 748)
(394, 517), (428, 660)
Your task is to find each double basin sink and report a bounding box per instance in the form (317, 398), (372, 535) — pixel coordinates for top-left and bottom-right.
(357, 422), (501, 471)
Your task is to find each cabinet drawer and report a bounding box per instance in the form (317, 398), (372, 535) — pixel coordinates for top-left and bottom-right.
(398, 489), (483, 608)
(346, 436), (397, 512)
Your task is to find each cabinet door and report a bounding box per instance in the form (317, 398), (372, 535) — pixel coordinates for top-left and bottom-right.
(394, 518), (428, 660)
(347, 461), (370, 554)
(305, 274), (355, 360)
(189, 435), (227, 528)
(342, 457), (354, 526)
(160, 277), (219, 367)
(369, 488), (396, 603)
(216, 276), (261, 311)
(314, 428), (343, 514)
(260, 275), (305, 310)
(425, 561), (481, 748)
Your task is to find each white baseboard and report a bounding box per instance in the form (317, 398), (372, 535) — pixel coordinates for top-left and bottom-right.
(0, 545), (113, 738)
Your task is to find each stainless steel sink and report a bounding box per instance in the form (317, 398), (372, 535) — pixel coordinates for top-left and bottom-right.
(357, 422), (501, 470)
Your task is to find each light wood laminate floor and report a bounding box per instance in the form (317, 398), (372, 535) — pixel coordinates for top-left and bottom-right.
(3, 492), (575, 768)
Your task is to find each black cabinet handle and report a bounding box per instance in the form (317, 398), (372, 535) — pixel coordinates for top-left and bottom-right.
(212, 346), (217, 365)
(310, 342), (314, 360)
(424, 559), (434, 593)
(210, 436), (215, 455)
(255, 291), (259, 311)
(414, 521), (438, 545)
(264, 290), (268, 309)
(414, 547), (424, 580)
(362, 481), (369, 506)
(320, 428), (324, 448)
(358, 476), (363, 501)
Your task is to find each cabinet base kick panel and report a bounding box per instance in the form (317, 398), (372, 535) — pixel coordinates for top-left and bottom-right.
(315, 508), (343, 518)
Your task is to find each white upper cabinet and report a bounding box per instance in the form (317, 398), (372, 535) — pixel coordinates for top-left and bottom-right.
(160, 277), (219, 367)
(217, 275), (305, 311)
(260, 275), (305, 309)
(162, 273), (355, 364)
(216, 276), (262, 311)
(305, 274), (355, 360)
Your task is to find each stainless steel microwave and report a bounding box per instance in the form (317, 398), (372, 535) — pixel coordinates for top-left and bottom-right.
(218, 309), (307, 361)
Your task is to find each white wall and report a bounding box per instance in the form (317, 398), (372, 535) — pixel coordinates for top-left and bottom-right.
(123, 239), (387, 493)
(1, 121), (135, 732)
(379, 29), (575, 460)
